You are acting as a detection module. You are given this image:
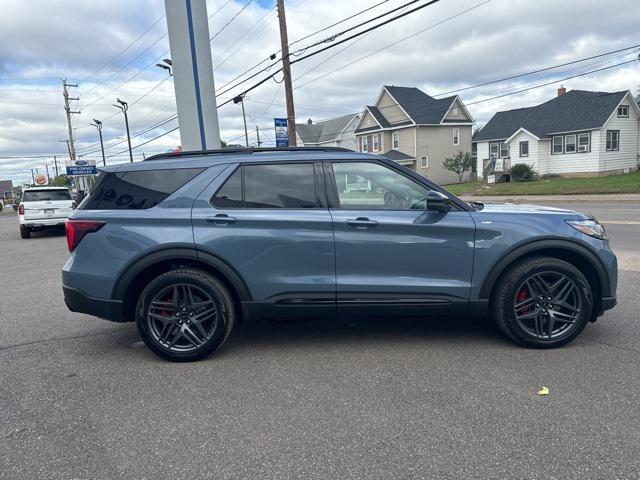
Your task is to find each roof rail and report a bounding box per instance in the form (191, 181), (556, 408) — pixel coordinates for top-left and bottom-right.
(143, 146), (352, 161)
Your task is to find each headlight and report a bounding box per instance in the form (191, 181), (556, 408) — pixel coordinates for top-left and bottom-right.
(566, 219), (607, 240)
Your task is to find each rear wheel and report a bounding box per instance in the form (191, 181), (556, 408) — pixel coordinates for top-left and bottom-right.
(20, 226), (30, 239)
(136, 269), (235, 362)
(492, 256), (592, 348)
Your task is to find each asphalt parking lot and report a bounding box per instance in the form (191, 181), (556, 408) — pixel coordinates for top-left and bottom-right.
(1, 202), (639, 479)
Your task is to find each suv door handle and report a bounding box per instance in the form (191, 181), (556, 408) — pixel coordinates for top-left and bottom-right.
(346, 217), (378, 228)
(206, 214), (237, 224)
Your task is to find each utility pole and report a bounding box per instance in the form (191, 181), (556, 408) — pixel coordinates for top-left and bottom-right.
(113, 98), (133, 162)
(30, 169), (35, 185)
(276, 0), (297, 146)
(91, 119), (106, 166)
(45, 163), (50, 182)
(53, 156), (59, 177)
(62, 79), (80, 161)
(255, 125), (262, 147)
(233, 95), (249, 148)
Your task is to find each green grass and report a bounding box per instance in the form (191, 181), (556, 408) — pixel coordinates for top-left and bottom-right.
(443, 171), (640, 196)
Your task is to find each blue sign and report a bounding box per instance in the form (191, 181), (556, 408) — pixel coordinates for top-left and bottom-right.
(66, 165), (98, 175)
(274, 118), (289, 147)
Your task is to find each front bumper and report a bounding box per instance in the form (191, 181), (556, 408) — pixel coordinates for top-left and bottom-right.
(601, 296), (617, 312)
(63, 286), (125, 322)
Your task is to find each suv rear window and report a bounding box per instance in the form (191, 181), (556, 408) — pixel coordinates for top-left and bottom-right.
(22, 189), (71, 202)
(81, 168), (204, 210)
(211, 163), (317, 209)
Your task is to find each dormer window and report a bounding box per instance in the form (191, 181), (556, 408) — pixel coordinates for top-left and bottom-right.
(617, 105), (629, 117)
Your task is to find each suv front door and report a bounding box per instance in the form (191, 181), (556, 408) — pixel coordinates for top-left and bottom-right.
(192, 161), (335, 320)
(325, 160), (475, 316)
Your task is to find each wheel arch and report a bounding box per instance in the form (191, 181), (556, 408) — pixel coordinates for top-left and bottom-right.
(480, 239), (609, 313)
(112, 247), (251, 322)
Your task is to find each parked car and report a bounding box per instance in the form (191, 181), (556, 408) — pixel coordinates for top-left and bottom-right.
(18, 186), (76, 238)
(62, 147), (617, 361)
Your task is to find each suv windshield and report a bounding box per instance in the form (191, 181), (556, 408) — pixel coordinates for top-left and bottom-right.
(22, 189), (71, 202)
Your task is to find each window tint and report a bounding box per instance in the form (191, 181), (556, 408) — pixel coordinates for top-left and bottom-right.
(81, 168), (204, 210)
(244, 163), (316, 208)
(332, 162), (430, 210)
(22, 189), (71, 202)
(211, 167), (242, 208)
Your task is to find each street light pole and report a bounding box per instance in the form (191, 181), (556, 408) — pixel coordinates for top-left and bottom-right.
(113, 98), (133, 163)
(233, 95), (249, 148)
(91, 119), (106, 166)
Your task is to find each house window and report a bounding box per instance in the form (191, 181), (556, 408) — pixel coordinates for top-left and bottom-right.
(392, 131), (399, 149)
(552, 136), (563, 154)
(577, 132), (590, 152)
(499, 142), (509, 158)
(362, 136), (368, 152)
(489, 142), (499, 158)
(373, 134), (380, 152)
(453, 128), (460, 145)
(617, 105), (629, 118)
(519, 141), (529, 157)
(421, 156), (428, 168)
(606, 130), (619, 151)
(564, 134), (576, 153)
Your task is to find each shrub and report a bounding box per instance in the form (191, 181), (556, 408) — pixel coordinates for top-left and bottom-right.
(511, 163), (537, 182)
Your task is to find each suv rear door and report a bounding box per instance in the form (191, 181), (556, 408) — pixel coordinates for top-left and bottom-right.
(22, 188), (73, 220)
(192, 161), (335, 319)
(325, 159), (476, 317)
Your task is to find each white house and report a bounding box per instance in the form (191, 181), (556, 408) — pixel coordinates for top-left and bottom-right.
(473, 88), (640, 177)
(296, 113), (360, 150)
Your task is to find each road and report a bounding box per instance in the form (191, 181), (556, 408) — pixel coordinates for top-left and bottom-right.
(1, 203), (639, 479)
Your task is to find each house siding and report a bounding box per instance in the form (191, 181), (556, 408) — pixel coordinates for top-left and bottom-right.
(443, 98), (470, 121)
(359, 110), (380, 130)
(598, 94), (640, 172)
(546, 130), (600, 175)
(475, 141), (489, 173)
(416, 125), (472, 184)
(378, 90), (411, 124)
(509, 131), (539, 171)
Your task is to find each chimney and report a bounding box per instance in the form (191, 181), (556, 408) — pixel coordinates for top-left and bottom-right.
(307, 118), (313, 125)
(557, 85), (566, 97)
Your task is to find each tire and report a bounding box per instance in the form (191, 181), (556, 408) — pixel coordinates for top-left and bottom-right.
(491, 256), (593, 348)
(136, 269), (236, 362)
(20, 227), (30, 239)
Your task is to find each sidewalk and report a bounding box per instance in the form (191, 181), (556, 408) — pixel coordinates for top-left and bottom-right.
(459, 193), (640, 204)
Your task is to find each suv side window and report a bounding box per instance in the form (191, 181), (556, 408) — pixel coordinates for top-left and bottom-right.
(211, 163), (317, 209)
(81, 168), (204, 210)
(331, 162), (431, 210)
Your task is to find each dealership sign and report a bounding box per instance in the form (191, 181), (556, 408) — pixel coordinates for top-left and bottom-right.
(274, 118), (289, 147)
(66, 159), (98, 176)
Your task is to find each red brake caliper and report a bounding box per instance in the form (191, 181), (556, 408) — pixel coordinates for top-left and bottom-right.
(517, 287), (530, 313)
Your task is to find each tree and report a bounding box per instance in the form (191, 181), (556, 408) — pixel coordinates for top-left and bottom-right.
(443, 151), (473, 184)
(50, 175), (73, 187)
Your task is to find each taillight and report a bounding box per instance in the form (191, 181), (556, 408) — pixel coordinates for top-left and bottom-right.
(18, 204), (24, 215)
(65, 220), (104, 252)
(72, 200), (77, 209)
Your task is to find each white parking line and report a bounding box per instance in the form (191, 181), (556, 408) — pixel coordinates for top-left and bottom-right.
(601, 220), (640, 225)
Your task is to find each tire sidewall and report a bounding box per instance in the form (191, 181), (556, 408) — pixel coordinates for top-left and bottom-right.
(501, 259), (593, 347)
(136, 270), (233, 362)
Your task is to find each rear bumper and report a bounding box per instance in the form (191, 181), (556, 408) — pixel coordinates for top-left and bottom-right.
(63, 286), (126, 322)
(22, 218), (66, 228)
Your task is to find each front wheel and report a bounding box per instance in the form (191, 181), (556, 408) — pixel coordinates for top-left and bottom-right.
(492, 256), (593, 348)
(136, 269), (236, 362)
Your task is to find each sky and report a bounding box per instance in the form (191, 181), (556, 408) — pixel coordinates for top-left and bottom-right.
(0, 0), (638, 184)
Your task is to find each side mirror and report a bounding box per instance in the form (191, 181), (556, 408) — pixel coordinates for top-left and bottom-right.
(426, 191), (451, 213)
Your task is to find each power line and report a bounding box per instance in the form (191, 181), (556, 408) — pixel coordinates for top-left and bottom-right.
(210, 0), (254, 42)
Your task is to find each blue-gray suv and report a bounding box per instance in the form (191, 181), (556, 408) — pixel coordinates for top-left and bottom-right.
(62, 148), (617, 361)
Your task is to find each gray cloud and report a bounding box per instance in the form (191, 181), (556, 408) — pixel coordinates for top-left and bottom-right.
(1, 0), (639, 184)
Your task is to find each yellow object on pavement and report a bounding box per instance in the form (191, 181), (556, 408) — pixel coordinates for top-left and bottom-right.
(537, 386), (550, 396)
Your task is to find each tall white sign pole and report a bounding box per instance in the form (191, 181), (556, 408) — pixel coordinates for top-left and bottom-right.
(164, 0), (221, 151)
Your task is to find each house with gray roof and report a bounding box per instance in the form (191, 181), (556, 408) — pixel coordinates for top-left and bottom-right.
(296, 113), (360, 151)
(474, 88), (640, 177)
(353, 85), (474, 184)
